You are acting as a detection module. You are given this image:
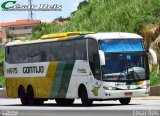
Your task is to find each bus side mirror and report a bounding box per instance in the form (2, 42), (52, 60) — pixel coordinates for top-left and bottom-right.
(99, 50), (105, 66)
(149, 48), (157, 64)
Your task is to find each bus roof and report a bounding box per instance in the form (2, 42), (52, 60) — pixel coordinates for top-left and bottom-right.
(6, 32), (142, 46)
(5, 32), (92, 46)
(85, 32), (142, 40)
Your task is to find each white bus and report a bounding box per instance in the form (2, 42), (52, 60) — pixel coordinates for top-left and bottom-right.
(4, 32), (157, 106)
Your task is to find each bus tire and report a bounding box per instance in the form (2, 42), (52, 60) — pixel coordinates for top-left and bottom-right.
(79, 86), (93, 106)
(119, 98), (131, 105)
(27, 86), (35, 106)
(18, 86), (28, 106)
(55, 99), (74, 106)
(35, 99), (44, 105)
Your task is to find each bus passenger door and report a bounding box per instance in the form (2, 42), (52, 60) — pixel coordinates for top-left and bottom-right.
(90, 54), (102, 98)
(88, 38), (102, 98)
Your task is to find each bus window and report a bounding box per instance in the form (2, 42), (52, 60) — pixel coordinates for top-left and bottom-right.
(11, 46), (19, 64)
(18, 45), (28, 63)
(50, 42), (63, 61)
(63, 41), (74, 60)
(75, 39), (87, 60)
(5, 47), (11, 63)
(28, 44), (40, 62)
(88, 39), (98, 62)
(39, 43), (50, 62)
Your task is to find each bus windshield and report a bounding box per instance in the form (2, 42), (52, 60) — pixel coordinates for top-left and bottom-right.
(102, 52), (149, 81)
(99, 39), (149, 82)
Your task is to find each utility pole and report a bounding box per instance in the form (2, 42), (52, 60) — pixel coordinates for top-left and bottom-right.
(28, 0), (33, 20)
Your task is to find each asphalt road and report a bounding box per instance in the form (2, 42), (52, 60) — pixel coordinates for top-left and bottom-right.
(0, 98), (160, 116)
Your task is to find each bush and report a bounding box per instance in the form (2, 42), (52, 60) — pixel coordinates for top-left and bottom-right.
(150, 72), (160, 86)
(0, 72), (5, 87)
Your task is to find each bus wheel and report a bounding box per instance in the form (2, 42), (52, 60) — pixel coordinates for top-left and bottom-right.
(55, 99), (74, 106)
(27, 86), (35, 106)
(35, 99), (44, 105)
(18, 86), (28, 105)
(80, 86), (93, 106)
(119, 98), (131, 105)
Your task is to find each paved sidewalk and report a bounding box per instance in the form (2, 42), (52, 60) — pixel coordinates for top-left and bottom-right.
(132, 96), (160, 100)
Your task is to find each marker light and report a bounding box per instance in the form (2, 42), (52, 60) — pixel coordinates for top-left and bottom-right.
(103, 86), (116, 90)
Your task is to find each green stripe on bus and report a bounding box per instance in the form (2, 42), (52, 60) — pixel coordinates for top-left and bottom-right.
(68, 35), (85, 40)
(50, 62), (66, 98)
(57, 61), (75, 98)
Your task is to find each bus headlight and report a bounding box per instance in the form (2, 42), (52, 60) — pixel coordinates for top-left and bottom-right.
(141, 85), (149, 89)
(103, 86), (116, 90)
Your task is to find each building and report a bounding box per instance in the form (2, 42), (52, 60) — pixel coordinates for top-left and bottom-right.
(1, 20), (41, 43)
(53, 20), (68, 26)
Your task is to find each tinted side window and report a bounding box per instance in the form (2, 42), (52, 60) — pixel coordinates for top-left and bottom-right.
(19, 45), (28, 63)
(11, 46), (19, 63)
(75, 39), (87, 60)
(5, 47), (11, 63)
(29, 44), (40, 62)
(50, 42), (62, 61)
(63, 41), (74, 60)
(88, 39), (98, 62)
(39, 43), (50, 62)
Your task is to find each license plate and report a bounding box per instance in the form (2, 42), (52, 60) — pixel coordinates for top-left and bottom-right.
(125, 92), (132, 96)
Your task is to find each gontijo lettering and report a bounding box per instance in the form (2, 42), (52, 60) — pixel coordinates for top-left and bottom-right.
(23, 66), (44, 74)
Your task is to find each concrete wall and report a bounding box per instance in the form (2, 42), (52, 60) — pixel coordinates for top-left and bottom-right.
(150, 86), (160, 96)
(0, 89), (7, 98)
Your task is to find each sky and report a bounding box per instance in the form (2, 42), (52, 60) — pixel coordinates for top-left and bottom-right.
(0, 0), (84, 23)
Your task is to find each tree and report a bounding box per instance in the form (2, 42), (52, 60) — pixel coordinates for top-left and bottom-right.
(77, 0), (88, 10)
(52, 16), (70, 22)
(8, 32), (15, 40)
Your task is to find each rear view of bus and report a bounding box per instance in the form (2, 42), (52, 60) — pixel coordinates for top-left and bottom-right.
(87, 32), (157, 105)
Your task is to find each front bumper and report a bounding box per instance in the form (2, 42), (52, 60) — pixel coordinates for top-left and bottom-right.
(102, 88), (150, 99)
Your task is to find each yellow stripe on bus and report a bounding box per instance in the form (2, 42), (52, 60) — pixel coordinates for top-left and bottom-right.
(137, 81), (144, 85)
(35, 62), (58, 98)
(41, 32), (93, 40)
